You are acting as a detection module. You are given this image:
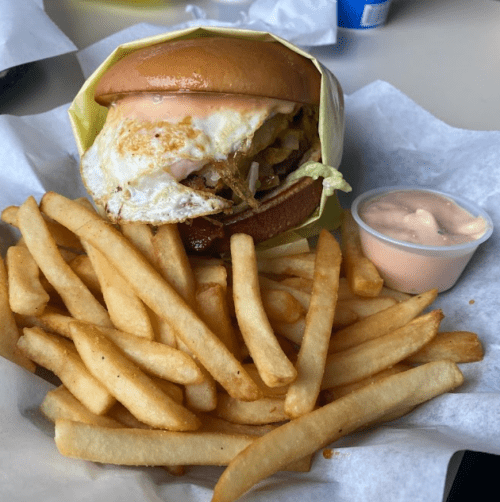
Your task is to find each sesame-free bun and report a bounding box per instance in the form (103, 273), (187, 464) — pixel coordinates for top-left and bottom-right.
(94, 36), (321, 106)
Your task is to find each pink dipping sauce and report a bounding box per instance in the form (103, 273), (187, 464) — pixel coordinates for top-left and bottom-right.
(352, 188), (492, 294)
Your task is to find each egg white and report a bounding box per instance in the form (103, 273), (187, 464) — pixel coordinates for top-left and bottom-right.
(80, 94), (296, 224)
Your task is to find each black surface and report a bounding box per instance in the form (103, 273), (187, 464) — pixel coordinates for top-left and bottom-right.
(446, 451), (500, 501)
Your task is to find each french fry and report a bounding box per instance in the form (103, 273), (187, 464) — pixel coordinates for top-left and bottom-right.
(40, 385), (124, 428)
(255, 238), (311, 259)
(241, 364), (289, 398)
(320, 363), (413, 403)
(17, 196), (112, 327)
(257, 252), (316, 280)
(96, 326), (205, 385)
(120, 222), (178, 346)
(214, 394), (288, 425)
(405, 331), (484, 364)
(17, 327), (115, 414)
(270, 301), (359, 345)
(86, 244), (155, 340)
(40, 192), (261, 402)
(341, 209), (383, 297)
(6, 244), (49, 316)
(211, 360), (464, 502)
(120, 222), (157, 266)
(151, 223), (220, 411)
(152, 223), (197, 308)
(322, 310), (443, 389)
(69, 321), (201, 431)
(278, 276), (314, 294)
(14, 306), (76, 338)
(328, 288), (438, 353)
(278, 276), (357, 301)
(0, 255), (36, 372)
(231, 233), (297, 388)
(336, 296), (397, 318)
(259, 275), (311, 310)
(68, 255), (102, 297)
(2, 205), (84, 253)
(285, 230), (342, 418)
(199, 414), (312, 472)
(196, 283), (240, 359)
(260, 288), (305, 323)
(55, 419), (255, 466)
(193, 264), (228, 290)
(379, 286), (412, 302)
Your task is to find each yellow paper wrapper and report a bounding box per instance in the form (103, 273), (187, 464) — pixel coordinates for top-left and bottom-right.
(68, 26), (351, 246)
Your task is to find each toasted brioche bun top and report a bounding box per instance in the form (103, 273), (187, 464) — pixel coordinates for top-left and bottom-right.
(94, 36), (321, 106)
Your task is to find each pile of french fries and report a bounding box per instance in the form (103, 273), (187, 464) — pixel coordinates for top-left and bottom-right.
(0, 193), (483, 501)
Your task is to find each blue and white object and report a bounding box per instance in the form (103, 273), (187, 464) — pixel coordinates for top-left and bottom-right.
(338, 0), (392, 29)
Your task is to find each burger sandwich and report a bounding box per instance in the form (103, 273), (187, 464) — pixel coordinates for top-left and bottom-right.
(77, 33), (350, 254)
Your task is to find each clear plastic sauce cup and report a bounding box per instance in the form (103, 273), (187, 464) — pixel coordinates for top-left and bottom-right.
(351, 187), (494, 294)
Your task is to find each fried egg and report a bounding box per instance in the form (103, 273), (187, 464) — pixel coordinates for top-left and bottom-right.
(80, 93), (297, 224)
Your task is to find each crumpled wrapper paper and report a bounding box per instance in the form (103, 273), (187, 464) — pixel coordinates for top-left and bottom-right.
(1, 77), (500, 502)
(69, 26), (348, 244)
(0, 0), (76, 73)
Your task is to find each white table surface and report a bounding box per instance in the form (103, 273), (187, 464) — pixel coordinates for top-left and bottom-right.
(3, 0), (500, 132)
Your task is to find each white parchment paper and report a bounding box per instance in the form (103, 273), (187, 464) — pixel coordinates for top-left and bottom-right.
(0, 0), (76, 73)
(1, 67), (499, 502)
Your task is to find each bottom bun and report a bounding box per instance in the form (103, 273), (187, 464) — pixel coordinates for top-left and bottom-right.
(178, 177), (323, 255)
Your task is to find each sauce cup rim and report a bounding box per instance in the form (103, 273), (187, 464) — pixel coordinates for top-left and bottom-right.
(351, 186), (494, 254)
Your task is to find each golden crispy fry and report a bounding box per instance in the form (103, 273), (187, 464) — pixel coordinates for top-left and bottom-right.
(241, 363), (289, 398)
(2, 205), (84, 253)
(328, 288), (438, 353)
(40, 385), (124, 428)
(96, 326), (204, 385)
(14, 306), (75, 338)
(278, 276), (356, 301)
(55, 419), (255, 466)
(120, 222), (177, 346)
(211, 360), (464, 502)
(405, 331), (484, 364)
(270, 306), (358, 346)
(231, 233), (297, 388)
(193, 264), (228, 289)
(255, 238), (311, 259)
(69, 321), (200, 431)
(0, 255), (36, 372)
(6, 245), (49, 316)
(341, 209), (383, 297)
(152, 223), (197, 308)
(285, 230), (342, 418)
(379, 286), (412, 302)
(68, 255), (102, 297)
(87, 244), (155, 340)
(17, 327), (115, 414)
(322, 310), (443, 389)
(40, 192), (261, 402)
(150, 225), (220, 412)
(337, 296), (397, 318)
(17, 196), (111, 327)
(214, 393), (288, 425)
(198, 414), (312, 473)
(259, 275), (311, 310)
(278, 276), (314, 294)
(120, 222), (157, 266)
(320, 363), (412, 403)
(196, 283), (240, 359)
(260, 288), (305, 323)
(257, 253), (316, 280)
